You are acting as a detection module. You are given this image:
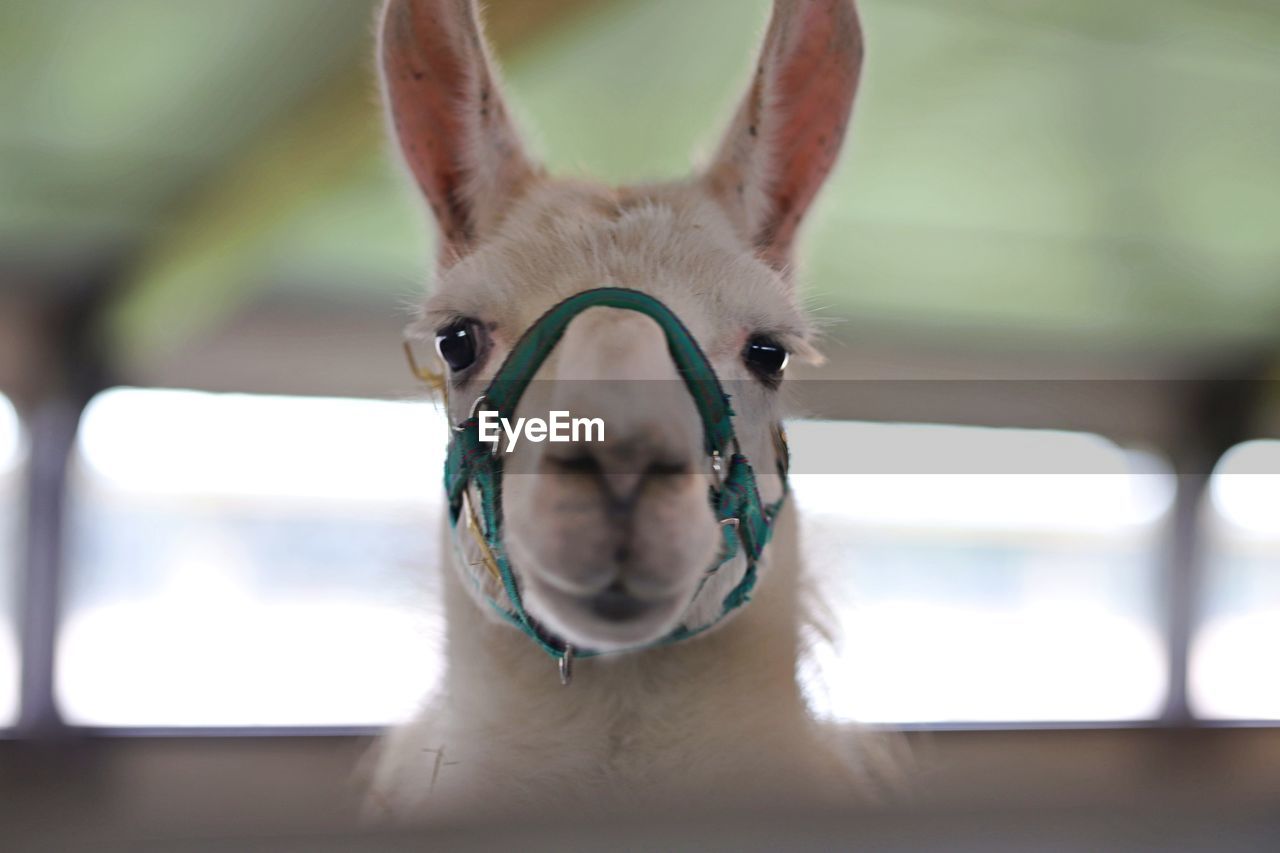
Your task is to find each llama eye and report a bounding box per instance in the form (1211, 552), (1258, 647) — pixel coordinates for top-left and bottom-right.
(743, 335), (789, 383)
(435, 319), (481, 372)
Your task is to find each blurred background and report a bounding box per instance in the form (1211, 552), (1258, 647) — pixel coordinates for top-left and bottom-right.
(1, 0), (1278, 848)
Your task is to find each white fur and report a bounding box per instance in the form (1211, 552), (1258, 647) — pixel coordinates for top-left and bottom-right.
(369, 0), (867, 821)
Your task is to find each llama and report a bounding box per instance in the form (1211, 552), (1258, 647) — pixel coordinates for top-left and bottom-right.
(368, 0), (866, 819)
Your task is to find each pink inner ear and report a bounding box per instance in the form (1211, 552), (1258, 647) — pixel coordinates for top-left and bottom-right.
(382, 1), (487, 249)
(757, 0), (863, 269)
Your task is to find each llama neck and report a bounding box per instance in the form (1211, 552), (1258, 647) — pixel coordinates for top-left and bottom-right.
(435, 501), (811, 771)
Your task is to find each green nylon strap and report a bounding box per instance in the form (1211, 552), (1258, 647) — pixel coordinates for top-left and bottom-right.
(445, 417), (487, 522)
(440, 287), (788, 665)
(446, 287), (735, 519)
(483, 287), (735, 458)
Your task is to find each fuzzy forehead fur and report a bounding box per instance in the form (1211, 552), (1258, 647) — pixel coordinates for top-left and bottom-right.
(418, 177), (817, 366)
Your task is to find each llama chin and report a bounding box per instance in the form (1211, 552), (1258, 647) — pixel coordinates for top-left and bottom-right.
(367, 0), (868, 821)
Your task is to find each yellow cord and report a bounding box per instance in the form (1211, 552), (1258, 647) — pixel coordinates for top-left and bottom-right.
(403, 340), (449, 407)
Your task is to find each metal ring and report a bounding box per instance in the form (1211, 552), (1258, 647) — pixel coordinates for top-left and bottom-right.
(558, 645), (575, 686)
(454, 394), (489, 432)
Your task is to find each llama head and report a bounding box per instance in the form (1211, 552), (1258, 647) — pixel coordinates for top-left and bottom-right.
(380, 0), (863, 652)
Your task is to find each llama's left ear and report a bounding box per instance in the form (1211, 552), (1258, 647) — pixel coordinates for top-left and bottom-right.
(705, 0), (864, 273)
(378, 0), (540, 265)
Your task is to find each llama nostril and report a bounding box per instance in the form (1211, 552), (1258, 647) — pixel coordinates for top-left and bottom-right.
(645, 458), (692, 478)
(545, 451), (601, 477)
(542, 441), (693, 505)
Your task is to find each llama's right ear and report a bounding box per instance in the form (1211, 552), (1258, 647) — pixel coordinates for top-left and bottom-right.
(378, 0), (540, 264)
(705, 0), (864, 274)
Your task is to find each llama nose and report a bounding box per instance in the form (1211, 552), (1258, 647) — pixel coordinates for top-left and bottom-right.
(543, 440), (693, 506)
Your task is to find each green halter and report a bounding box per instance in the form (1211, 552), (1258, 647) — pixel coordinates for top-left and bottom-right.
(436, 287), (789, 684)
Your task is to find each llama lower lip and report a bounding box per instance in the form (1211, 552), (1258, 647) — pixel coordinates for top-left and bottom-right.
(526, 577), (688, 650)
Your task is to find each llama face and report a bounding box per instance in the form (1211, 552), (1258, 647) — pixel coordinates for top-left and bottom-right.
(380, 0), (863, 652)
(419, 181), (805, 649)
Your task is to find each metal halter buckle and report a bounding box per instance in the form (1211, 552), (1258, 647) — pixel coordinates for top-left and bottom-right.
(711, 437), (742, 488)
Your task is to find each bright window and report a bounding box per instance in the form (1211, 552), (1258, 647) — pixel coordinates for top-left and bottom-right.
(1192, 441), (1280, 720)
(0, 394), (24, 728)
(59, 395), (1178, 728)
(61, 389), (446, 727)
(790, 421), (1174, 724)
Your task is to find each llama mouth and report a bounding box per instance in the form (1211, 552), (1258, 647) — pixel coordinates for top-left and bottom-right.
(587, 581), (652, 623)
(523, 572), (689, 649)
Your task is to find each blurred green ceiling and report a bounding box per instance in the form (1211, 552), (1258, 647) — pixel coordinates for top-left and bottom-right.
(1, 0), (1278, 364)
